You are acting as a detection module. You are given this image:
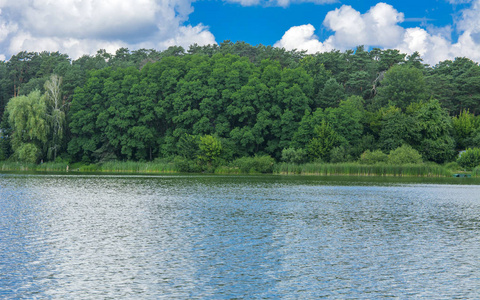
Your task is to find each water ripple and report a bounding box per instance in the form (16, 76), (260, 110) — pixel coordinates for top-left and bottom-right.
(1, 175), (480, 298)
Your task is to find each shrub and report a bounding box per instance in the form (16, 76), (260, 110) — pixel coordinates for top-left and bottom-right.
(359, 149), (388, 164)
(330, 146), (351, 163)
(444, 161), (461, 171)
(281, 147), (307, 164)
(457, 148), (480, 170)
(232, 155), (275, 173)
(14, 143), (41, 164)
(306, 120), (340, 162)
(174, 156), (203, 173)
(198, 135), (222, 166)
(388, 145), (423, 165)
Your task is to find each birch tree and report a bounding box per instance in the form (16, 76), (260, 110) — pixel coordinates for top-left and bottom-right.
(44, 74), (66, 161)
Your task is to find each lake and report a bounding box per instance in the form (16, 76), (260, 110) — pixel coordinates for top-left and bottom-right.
(1, 173), (480, 299)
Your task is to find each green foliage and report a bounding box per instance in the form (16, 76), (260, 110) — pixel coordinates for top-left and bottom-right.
(6, 90), (48, 163)
(177, 134), (199, 159)
(378, 106), (419, 152)
(388, 145), (423, 165)
(13, 143), (41, 164)
(376, 65), (427, 110)
(306, 120), (340, 162)
(231, 155), (275, 173)
(281, 147), (307, 164)
(473, 166), (480, 177)
(452, 109), (480, 149)
(198, 135), (223, 166)
(412, 98), (456, 163)
(457, 148), (480, 170)
(359, 149), (388, 164)
(174, 156), (203, 173)
(329, 146), (351, 163)
(318, 78), (344, 108)
(2, 45), (480, 169)
(444, 161), (461, 171)
(44, 74), (66, 161)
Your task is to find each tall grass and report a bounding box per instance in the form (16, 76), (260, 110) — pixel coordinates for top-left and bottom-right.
(0, 161), (36, 171)
(99, 161), (177, 173)
(0, 160), (178, 174)
(274, 162), (452, 177)
(473, 166), (480, 177)
(35, 162), (70, 172)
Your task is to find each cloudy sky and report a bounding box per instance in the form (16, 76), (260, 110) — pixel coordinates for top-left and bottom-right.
(0, 0), (479, 65)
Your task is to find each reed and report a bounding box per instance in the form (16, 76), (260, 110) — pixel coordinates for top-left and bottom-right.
(214, 166), (241, 174)
(472, 166), (480, 177)
(35, 162), (70, 172)
(99, 161), (178, 173)
(0, 161), (36, 171)
(274, 162), (452, 177)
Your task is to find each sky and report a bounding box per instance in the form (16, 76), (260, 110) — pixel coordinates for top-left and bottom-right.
(0, 0), (479, 65)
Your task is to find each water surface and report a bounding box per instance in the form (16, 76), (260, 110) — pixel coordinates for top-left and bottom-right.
(1, 174), (480, 298)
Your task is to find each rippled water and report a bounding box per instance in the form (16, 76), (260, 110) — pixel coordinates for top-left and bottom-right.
(1, 174), (480, 299)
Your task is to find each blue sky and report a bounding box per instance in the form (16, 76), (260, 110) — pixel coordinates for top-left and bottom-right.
(189, 0), (466, 46)
(0, 0), (479, 64)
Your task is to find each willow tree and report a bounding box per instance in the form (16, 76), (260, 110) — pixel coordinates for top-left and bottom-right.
(6, 90), (48, 163)
(44, 74), (66, 161)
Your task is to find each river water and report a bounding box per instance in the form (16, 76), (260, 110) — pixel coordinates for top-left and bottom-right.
(1, 174), (480, 299)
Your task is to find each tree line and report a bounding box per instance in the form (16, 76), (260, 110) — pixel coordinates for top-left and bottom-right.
(1, 41), (480, 169)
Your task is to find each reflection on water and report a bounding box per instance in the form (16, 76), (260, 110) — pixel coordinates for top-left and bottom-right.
(1, 174), (480, 298)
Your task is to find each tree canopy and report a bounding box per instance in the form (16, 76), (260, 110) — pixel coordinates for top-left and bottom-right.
(1, 43), (479, 166)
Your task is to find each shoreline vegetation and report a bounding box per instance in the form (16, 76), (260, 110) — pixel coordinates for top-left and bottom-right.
(2, 45), (480, 175)
(1, 160), (478, 178)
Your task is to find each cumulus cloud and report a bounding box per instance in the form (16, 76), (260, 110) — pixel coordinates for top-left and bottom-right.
(0, 0), (216, 60)
(274, 24), (334, 53)
(275, 1), (480, 65)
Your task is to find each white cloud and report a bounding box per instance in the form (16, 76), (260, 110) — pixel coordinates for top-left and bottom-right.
(224, 0), (337, 8)
(322, 3), (405, 48)
(275, 1), (480, 65)
(0, 0), (216, 60)
(274, 24), (334, 53)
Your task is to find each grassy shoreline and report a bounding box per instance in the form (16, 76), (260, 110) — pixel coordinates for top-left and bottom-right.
(1, 160), (476, 177)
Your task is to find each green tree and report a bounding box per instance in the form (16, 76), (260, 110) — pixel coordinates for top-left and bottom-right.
(324, 95), (365, 157)
(388, 145), (423, 165)
(378, 106), (419, 152)
(6, 90), (48, 163)
(318, 78), (345, 108)
(306, 120), (340, 161)
(412, 98), (456, 163)
(452, 109), (479, 149)
(0, 111), (12, 160)
(375, 65), (427, 110)
(198, 135), (223, 166)
(281, 147), (307, 164)
(457, 148), (480, 170)
(359, 149), (388, 164)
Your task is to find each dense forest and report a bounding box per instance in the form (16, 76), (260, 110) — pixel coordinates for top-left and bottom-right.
(1, 41), (480, 171)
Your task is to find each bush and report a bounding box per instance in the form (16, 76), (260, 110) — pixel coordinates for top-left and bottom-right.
(330, 146), (351, 163)
(173, 156), (203, 173)
(457, 148), (480, 170)
(232, 155), (275, 173)
(14, 143), (41, 164)
(359, 149), (388, 164)
(388, 145), (423, 165)
(281, 147), (307, 164)
(444, 161), (461, 171)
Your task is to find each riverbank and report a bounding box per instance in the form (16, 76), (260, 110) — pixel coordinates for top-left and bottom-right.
(1, 160), (477, 177)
